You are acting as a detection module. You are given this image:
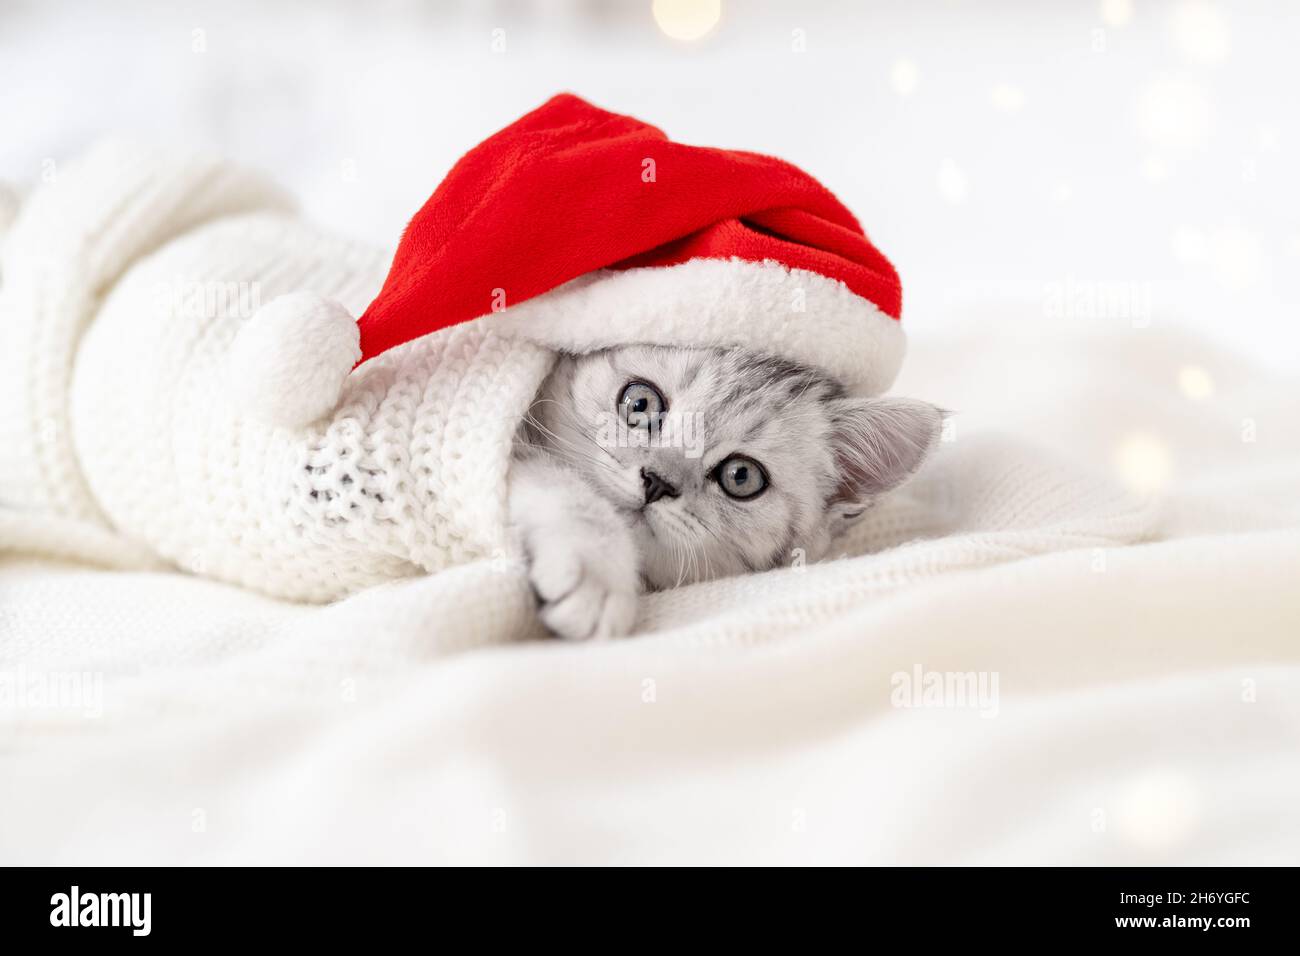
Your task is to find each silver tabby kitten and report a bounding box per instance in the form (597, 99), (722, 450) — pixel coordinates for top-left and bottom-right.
(508, 345), (943, 641)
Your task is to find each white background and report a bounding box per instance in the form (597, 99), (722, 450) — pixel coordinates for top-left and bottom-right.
(2, 0), (1297, 370)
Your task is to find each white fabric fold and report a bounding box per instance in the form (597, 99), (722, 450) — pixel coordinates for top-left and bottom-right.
(2, 149), (1297, 864)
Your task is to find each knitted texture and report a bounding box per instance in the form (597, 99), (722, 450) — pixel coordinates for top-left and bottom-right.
(0, 141), (292, 527)
(0, 144), (555, 602)
(69, 214), (554, 602)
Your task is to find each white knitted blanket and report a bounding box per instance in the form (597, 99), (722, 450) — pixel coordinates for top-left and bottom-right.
(3, 290), (1298, 863)
(0, 142), (559, 601)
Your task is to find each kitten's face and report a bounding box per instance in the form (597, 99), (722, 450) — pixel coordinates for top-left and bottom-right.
(526, 345), (940, 590)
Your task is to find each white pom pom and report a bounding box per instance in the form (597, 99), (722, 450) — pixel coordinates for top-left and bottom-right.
(230, 292), (361, 428)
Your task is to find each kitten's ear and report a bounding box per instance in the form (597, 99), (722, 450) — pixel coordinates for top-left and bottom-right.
(827, 397), (944, 516)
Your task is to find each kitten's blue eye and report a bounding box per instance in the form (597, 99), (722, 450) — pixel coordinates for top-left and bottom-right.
(714, 455), (768, 500)
(618, 381), (665, 429)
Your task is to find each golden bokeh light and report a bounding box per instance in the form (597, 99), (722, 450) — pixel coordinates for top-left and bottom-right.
(1115, 770), (1202, 850)
(1114, 433), (1173, 494)
(652, 0), (722, 42)
(1178, 365), (1215, 401)
(1100, 0), (1134, 28)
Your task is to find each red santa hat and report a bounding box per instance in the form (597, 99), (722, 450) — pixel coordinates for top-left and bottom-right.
(233, 94), (905, 427)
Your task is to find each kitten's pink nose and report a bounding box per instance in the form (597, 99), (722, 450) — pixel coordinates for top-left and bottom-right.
(641, 468), (680, 505)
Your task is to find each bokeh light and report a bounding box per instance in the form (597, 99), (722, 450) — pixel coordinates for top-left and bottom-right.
(1178, 365), (1215, 400)
(1136, 75), (1213, 148)
(989, 83), (1025, 113)
(1170, 0), (1231, 65)
(1100, 0), (1134, 28)
(1115, 770), (1202, 850)
(1115, 433), (1173, 494)
(890, 58), (919, 96)
(652, 0), (721, 42)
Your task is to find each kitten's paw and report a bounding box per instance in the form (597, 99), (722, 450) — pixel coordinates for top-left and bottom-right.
(528, 541), (637, 641)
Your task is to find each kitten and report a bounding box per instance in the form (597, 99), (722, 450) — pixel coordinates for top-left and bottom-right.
(509, 345), (943, 641)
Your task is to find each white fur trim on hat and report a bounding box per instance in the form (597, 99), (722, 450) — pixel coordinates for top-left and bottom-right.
(230, 292), (361, 428)
(484, 257), (906, 397)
